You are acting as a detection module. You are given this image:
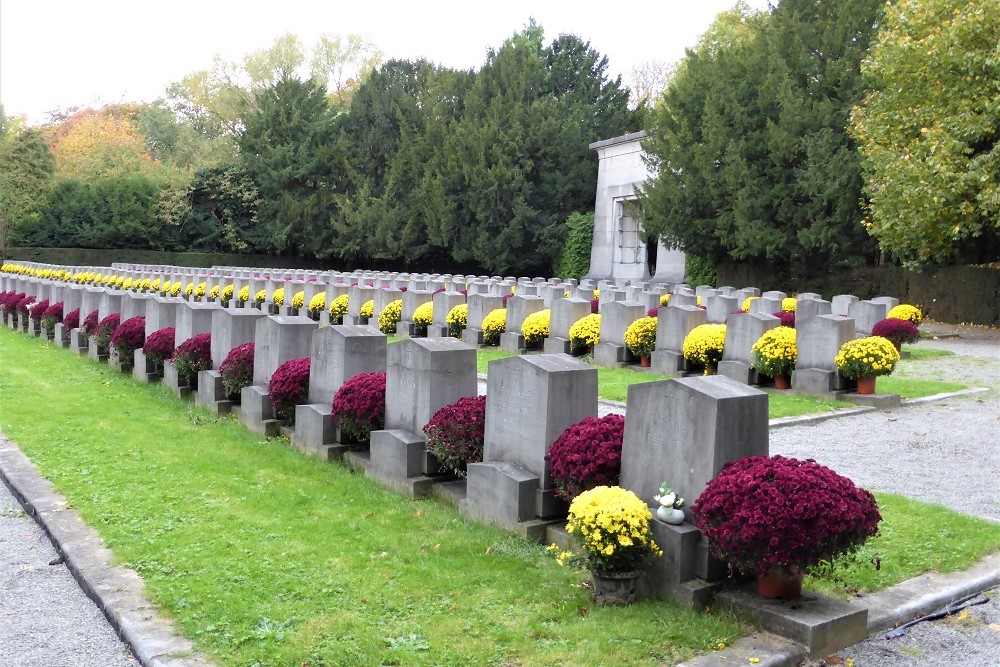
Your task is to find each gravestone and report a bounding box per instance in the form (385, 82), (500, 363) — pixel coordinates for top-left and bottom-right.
(717, 312), (781, 384)
(427, 291), (466, 338)
(347, 284), (375, 325)
(705, 294), (740, 324)
(240, 315), (317, 436)
(398, 289), (434, 338)
(761, 290), (786, 301)
(174, 301), (218, 350)
(464, 354), (598, 539)
(499, 295), (546, 353)
(795, 298), (832, 327)
(373, 287), (403, 330)
(543, 298), (592, 354)
(294, 325), (388, 457)
(120, 292), (153, 322)
(793, 314), (856, 396)
(667, 292), (697, 308)
(871, 296), (899, 311)
(831, 294), (858, 316)
(461, 293), (505, 346)
(750, 296), (783, 317)
(195, 308), (268, 414)
(847, 300), (889, 336)
(651, 305), (707, 375)
(368, 338), (477, 497)
(593, 301), (646, 367)
(97, 290), (125, 322)
(620, 375), (768, 604)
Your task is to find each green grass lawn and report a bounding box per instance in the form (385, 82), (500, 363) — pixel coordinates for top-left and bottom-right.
(806, 493), (1000, 598)
(473, 346), (967, 417)
(0, 328), (744, 667)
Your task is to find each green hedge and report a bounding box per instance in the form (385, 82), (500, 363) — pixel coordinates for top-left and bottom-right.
(717, 263), (999, 326)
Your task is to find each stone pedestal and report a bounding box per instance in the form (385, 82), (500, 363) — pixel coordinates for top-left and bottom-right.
(195, 370), (234, 414)
(88, 340), (108, 363)
(239, 385), (280, 437)
(132, 349), (161, 383)
(70, 328), (89, 355)
(163, 362), (193, 399)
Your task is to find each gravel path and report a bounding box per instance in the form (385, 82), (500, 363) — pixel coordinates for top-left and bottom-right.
(0, 481), (138, 667)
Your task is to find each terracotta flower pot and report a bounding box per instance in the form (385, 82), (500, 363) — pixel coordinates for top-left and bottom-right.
(773, 374), (791, 390)
(640, 355), (651, 368)
(757, 566), (803, 600)
(856, 375), (877, 395)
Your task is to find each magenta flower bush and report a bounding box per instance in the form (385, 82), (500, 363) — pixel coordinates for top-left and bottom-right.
(331, 372), (386, 448)
(545, 414), (627, 501)
(95, 313), (121, 349)
(423, 395), (487, 477)
(29, 299), (50, 322)
(691, 455), (881, 576)
(110, 316), (146, 368)
(81, 310), (99, 336)
(63, 308), (81, 331)
(16, 295), (36, 316)
(42, 301), (64, 333)
(143, 327), (176, 366)
(171, 332), (212, 386)
(268, 357), (311, 424)
(219, 342), (255, 398)
(647, 306), (660, 317)
(0, 291), (25, 316)
(774, 311), (796, 328)
(590, 298), (599, 314)
(871, 318), (920, 347)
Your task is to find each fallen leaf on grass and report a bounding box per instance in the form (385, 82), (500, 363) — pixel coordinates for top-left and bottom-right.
(988, 623), (1000, 632)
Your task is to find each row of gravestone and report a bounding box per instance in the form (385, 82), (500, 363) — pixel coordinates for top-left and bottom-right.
(2, 274), (772, 609)
(4, 264), (900, 393)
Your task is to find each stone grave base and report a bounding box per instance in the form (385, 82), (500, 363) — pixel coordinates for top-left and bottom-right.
(499, 331), (529, 354)
(717, 585), (868, 659)
(651, 349), (684, 375)
(593, 342), (634, 368)
(542, 336), (572, 354)
(430, 479), (467, 508)
(462, 461), (565, 541)
(718, 360), (768, 385)
(342, 449), (371, 474)
(70, 329), (89, 355)
(368, 428), (451, 498)
(239, 386), (280, 437)
(163, 363), (193, 399)
(426, 324), (450, 338)
(842, 392), (902, 410)
(460, 328), (486, 347)
(292, 404), (350, 451)
(53, 324), (70, 348)
(87, 341), (108, 363)
(792, 368), (852, 397)
(195, 370), (235, 414)
(132, 349), (161, 383)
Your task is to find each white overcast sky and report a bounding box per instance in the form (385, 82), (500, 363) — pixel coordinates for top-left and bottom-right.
(1, 0), (772, 125)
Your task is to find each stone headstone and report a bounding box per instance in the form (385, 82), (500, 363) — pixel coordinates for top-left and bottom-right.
(465, 354), (598, 531)
(871, 296), (900, 311)
(831, 294), (858, 316)
(795, 298), (832, 326)
(97, 290), (125, 322)
(543, 298), (592, 354)
(500, 295), (546, 352)
(210, 307), (266, 371)
(651, 305), (707, 375)
(761, 290), (786, 301)
(461, 293), (505, 346)
(175, 301), (218, 348)
(309, 325), (387, 407)
(251, 315), (318, 387)
(668, 292), (698, 308)
(717, 312), (781, 384)
(705, 295), (740, 324)
(144, 296), (182, 337)
(621, 375), (768, 516)
(848, 300), (889, 336)
(793, 314), (856, 395)
(750, 296), (783, 317)
(594, 301), (646, 366)
(428, 291), (466, 338)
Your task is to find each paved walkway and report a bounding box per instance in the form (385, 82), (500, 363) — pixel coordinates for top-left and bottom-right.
(0, 480), (138, 667)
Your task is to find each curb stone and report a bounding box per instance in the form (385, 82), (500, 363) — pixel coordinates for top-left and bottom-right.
(674, 632), (806, 667)
(0, 435), (216, 667)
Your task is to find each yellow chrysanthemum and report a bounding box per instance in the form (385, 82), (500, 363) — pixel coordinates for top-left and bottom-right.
(520, 309), (551, 344)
